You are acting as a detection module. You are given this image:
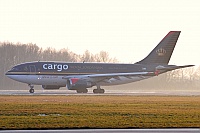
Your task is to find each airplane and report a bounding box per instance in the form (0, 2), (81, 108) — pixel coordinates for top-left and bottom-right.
(5, 31), (194, 93)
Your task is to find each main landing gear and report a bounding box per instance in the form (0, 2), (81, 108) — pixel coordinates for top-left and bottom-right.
(93, 85), (105, 94)
(28, 84), (34, 93)
(76, 85), (105, 94)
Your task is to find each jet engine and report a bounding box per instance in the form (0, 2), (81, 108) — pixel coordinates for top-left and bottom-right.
(42, 85), (61, 90)
(66, 78), (93, 90)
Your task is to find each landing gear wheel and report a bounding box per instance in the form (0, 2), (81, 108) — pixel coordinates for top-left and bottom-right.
(29, 88), (34, 93)
(93, 89), (98, 94)
(76, 89), (88, 93)
(100, 89), (105, 93)
(82, 89), (88, 93)
(28, 84), (34, 93)
(93, 89), (105, 94)
(76, 89), (82, 93)
(93, 85), (105, 94)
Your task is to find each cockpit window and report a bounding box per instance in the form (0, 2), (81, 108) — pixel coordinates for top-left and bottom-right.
(11, 65), (29, 72)
(24, 66), (28, 71)
(11, 67), (19, 71)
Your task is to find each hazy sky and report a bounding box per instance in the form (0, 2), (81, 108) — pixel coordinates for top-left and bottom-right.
(0, 0), (200, 65)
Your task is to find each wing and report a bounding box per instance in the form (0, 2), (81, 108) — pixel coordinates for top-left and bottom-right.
(62, 71), (155, 83)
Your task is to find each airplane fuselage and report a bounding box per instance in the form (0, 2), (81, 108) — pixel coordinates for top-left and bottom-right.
(6, 62), (159, 87)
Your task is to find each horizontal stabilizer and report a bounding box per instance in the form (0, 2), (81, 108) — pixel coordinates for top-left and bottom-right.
(156, 65), (195, 71)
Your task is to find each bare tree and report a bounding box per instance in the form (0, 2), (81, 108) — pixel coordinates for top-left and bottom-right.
(81, 50), (95, 62)
(94, 51), (118, 63)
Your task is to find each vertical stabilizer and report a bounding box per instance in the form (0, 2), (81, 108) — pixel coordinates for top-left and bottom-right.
(136, 31), (181, 64)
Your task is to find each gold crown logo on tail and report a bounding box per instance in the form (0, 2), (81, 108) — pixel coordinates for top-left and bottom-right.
(156, 48), (166, 56)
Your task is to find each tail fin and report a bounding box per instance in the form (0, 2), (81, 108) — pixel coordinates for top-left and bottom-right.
(136, 31), (181, 64)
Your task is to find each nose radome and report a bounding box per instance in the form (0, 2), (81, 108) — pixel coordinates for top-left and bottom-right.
(5, 71), (9, 76)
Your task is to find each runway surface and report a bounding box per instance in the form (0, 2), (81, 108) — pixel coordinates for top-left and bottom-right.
(0, 89), (200, 96)
(1, 129), (200, 133)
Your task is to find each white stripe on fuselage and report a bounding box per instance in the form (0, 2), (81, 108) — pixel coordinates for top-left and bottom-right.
(6, 75), (66, 85)
(6, 74), (152, 87)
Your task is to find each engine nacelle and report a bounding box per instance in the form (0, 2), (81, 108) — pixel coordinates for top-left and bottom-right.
(42, 85), (61, 90)
(66, 78), (93, 90)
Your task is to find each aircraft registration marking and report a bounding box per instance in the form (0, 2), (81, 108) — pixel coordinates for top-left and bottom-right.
(42, 76), (59, 79)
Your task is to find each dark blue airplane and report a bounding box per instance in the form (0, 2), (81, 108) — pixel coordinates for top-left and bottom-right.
(5, 31), (194, 93)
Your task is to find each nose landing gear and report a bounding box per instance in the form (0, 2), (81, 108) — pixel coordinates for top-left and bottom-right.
(28, 84), (34, 93)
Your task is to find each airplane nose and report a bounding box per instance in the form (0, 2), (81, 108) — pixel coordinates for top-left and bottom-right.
(5, 71), (8, 76)
(5, 71), (17, 81)
(5, 71), (10, 76)
(5, 70), (12, 77)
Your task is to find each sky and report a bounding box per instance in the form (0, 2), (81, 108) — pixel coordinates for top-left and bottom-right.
(0, 0), (200, 65)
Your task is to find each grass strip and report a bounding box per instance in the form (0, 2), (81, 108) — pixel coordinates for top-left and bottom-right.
(0, 95), (200, 129)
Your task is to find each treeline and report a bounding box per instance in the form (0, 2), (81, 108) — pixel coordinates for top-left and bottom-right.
(0, 42), (200, 91)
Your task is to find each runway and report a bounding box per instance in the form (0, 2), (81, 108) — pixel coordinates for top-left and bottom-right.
(0, 129), (200, 133)
(0, 89), (200, 96)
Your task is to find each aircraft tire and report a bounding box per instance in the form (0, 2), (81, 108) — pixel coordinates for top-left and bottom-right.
(29, 89), (34, 93)
(77, 89), (88, 93)
(100, 89), (105, 93)
(76, 89), (82, 93)
(82, 89), (88, 93)
(93, 89), (105, 94)
(93, 89), (98, 94)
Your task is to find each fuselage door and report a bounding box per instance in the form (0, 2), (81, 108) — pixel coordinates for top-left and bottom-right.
(29, 65), (36, 75)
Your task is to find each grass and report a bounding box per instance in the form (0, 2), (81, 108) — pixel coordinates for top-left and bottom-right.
(0, 95), (200, 129)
